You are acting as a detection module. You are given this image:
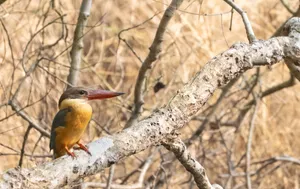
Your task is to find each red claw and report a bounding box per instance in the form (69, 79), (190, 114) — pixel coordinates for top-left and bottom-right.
(77, 142), (92, 156)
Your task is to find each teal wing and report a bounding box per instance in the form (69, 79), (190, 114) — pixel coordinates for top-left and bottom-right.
(50, 108), (71, 151)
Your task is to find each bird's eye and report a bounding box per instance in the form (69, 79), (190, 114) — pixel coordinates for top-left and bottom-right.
(79, 90), (86, 95)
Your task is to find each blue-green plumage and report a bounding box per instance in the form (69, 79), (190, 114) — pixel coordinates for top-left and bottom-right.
(50, 108), (70, 151)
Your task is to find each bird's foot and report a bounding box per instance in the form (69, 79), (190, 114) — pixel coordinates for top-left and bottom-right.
(67, 151), (76, 158)
(65, 146), (76, 158)
(77, 142), (92, 156)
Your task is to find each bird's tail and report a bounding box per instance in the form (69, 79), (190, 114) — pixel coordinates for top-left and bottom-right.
(53, 150), (66, 159)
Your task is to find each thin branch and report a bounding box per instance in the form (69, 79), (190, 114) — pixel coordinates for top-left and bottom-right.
(252, 155), (300, 166)
(0, 142), (51, 158)
(1, 17), (299, 189)
(125, 0), (184, 128)
(0, 153), (51, 158)
(0, 90), (51, 123)
(20, 15), (66, 72)
(220, 155), (300, 179)
(233, 72), (295, 128)
(18, 125), (33, 167)
(121, 154), (154, 184)
(223, 0), (257, 43)
(280, 0), (296, 14)
(0, 18), (16, 101)
(246, 99), (259, 189)
(8, 100), (50, 138)
(12, 58), (42, 101)
(285, 58), (300, 81)
(106, 164), (115, 189)
(163, 139), (219, 189)
(66, 0), (92, 88)
(2, 86), (52, 138)
(117, 12), (163, 64)
(82, 156), (153, 189)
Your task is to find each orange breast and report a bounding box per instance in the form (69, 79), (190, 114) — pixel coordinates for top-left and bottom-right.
(55, 99), (92, 155)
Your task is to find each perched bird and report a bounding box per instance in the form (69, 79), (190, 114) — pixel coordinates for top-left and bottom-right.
(50, 87), (124, 159)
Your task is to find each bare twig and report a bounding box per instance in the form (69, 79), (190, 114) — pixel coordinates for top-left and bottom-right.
(125, 0), (184, 128)
(0, 19), (15, 101)
(285, 59), (300, 81)
(226, 73), (294, 128)
(20, 15), (66, 73)
(280, 0), (296, 14)
(66, 0), (92, 88)
(18, 125), (33, 167)
(82, 156), (153, 189)
(2, 85), (52, 138)
(0, 142), (51, 158)
(8, 101), (50, 138)
(0, 153), (51, 158)
(0, 90), (51, 123)
(223, 0), (257, 43)
(1, 17), (299, 189)
(220, 155), (300, 179)
(117, 12), (163, 64)
(245, 99), (259, 189)
(106, 164), (115, 189)
(272, 5), (300, 37)
(229, 2), (234, 31)
(252, 155), (300, 166)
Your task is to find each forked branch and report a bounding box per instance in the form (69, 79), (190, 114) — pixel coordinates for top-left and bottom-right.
(1, 17), (300, 189)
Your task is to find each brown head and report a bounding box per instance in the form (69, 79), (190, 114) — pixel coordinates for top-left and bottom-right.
(58, 87), (124, 108)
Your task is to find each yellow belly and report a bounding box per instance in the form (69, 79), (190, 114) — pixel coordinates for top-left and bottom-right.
(54, 99), (92, 157)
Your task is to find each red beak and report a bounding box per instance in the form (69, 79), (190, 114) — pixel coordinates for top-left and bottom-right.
(87, 89), (124, 100)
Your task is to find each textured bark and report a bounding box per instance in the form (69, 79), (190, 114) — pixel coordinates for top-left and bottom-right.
(163, 139), (215, 189)
(66, 0), (92, 88)
(0, 18), (299, 189)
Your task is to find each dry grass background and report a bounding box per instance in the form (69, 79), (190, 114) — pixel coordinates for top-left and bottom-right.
(0, 0), (299, 188)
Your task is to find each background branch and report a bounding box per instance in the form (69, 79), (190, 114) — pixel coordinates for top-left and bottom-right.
(1, 17), (299, 188)
(125, 0), (184, 128)
(66, 0), (92, 88)
(223, 0), (257, 43)
(163, 139), (217, 189)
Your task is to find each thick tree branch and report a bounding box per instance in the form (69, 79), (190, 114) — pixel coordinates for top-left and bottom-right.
(163, 139), (218, 189)
(188, 77), (239, 144)
(66, 0), (92, 88)
(0, 17), (299, 189)
(125, 0), (184, 128)
(82, 155), (152, 189)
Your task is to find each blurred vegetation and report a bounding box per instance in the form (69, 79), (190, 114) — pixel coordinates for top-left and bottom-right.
(0, 0), (299, 188)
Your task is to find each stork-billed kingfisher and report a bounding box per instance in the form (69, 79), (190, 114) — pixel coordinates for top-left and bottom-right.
(50, 87), (124, 159)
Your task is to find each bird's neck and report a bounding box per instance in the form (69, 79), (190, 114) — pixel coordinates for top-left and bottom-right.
(59, 99), (90, 110)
